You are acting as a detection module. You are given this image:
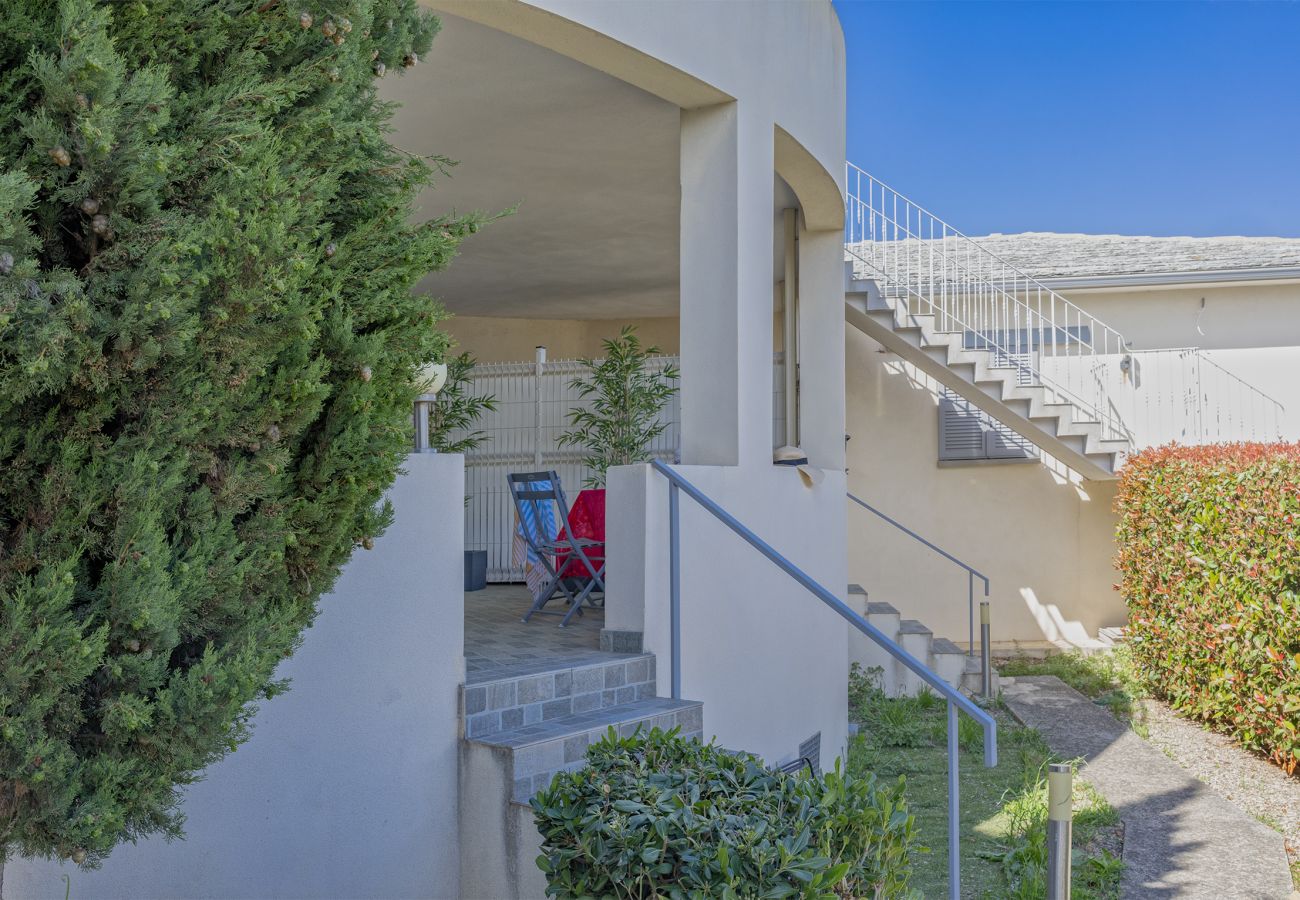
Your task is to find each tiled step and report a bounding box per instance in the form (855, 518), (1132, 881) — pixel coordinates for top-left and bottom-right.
(461, 653), (656, 740)
(471, 697), (704, 802)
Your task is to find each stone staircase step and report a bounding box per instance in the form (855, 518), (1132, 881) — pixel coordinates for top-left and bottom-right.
(897, 618), (932, 636)
(896, 619), (933, 696)
(959, 652), (1000, 697)
(462, 653), (656, 740)
(866, 600), (899, 617)
(929, 637), (967, 690)
(470, 697), (704, 802)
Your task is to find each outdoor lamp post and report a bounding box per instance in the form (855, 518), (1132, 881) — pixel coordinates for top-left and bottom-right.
(413, 362), (448, 453)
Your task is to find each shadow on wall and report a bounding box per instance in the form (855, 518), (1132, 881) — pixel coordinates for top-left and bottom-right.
(881, 358), (1094, 495)
(1018, 587), (1110, 652)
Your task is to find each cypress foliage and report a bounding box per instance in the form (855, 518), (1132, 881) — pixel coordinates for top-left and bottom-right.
(0, 0), (474, 865)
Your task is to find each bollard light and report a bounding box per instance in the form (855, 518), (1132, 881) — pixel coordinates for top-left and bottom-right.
(1047, 762), (1073, 899)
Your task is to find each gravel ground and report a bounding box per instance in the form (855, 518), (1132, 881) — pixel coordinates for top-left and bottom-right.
(1135, 697), (1300, 880)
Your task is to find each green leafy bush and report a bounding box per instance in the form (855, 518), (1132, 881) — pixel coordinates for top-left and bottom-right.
(1116, 443), (1300, 772)
(531, 727), (917, 899)
(0, 0), (475, 865)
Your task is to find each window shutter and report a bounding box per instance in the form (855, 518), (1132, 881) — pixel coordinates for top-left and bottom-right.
(939, 394), (986, 460)
(984, 422), (1036, 459)
(939, 390), (1036, 461)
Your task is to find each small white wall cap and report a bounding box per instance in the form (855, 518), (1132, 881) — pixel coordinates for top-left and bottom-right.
(774, 445), (809, 466)
(774, 445), (824, 488)
(416, 362), (448, 395)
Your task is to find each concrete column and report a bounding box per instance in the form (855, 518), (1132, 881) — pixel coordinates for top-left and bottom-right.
(678, 102), (775, 469)
(797, 226), (847, 470)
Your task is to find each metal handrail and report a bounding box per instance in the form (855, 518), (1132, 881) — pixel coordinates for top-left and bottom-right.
(650, 459), (996, 900)
(844, 161), (1136, 445)
(847, 492), (989, 658)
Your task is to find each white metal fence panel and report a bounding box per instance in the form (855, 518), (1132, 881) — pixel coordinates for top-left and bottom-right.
(456, 353), (787, 582)
(1084, 348), (1285, 450)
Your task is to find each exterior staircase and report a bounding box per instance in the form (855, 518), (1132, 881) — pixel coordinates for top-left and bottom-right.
(461, 652), (701, 802)
(847, 584), (996, 698)
(843, 162), (1135, 480)
(459, 650), (703, 899)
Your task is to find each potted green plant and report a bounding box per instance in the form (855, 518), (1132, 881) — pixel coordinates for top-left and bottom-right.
(558, 326), (679, 489)
(425, 351), (497, 590)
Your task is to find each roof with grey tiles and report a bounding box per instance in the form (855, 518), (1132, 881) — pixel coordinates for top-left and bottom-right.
(952, 232), (1300, 279)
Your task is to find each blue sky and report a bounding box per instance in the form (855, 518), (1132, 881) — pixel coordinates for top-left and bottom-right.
(835, 1), (1300, 238)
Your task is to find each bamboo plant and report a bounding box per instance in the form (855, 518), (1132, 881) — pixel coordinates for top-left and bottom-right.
(558, 326), (679, 488)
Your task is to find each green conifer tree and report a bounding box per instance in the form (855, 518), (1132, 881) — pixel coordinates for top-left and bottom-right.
(0, 0), (474, 868)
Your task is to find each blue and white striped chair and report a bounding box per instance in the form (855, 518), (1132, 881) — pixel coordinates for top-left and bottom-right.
(507, 471), (606, 627)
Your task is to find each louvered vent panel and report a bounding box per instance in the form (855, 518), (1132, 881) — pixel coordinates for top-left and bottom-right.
(939, 394), (986, 460)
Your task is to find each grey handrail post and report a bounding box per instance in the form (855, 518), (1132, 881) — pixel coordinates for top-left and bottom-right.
(669, 481), (681, 701)
(1047, 762), (1073, 899)
(980, 601), (993, 699)
(967, 570), (975, 657)
(947, 699), (960, 900)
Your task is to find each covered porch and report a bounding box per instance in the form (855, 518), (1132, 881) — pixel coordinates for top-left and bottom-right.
(385, 1), (851, 774)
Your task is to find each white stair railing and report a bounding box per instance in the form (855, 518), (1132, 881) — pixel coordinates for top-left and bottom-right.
(844, 162), (1134, 445)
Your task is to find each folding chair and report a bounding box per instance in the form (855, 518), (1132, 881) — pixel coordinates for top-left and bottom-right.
(508, 471), (606, 628)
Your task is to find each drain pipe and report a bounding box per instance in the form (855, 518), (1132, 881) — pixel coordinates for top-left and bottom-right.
(782, 208), (798, 447)
(534, 345), (546, 468)
(980, 601), (993, 699)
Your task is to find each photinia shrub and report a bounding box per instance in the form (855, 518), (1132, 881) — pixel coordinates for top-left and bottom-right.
(531, 727), (918, 899)
(1116, 442), (1300, 772)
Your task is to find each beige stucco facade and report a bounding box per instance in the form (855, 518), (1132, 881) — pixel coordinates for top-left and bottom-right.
(845, 276), (1300, 651)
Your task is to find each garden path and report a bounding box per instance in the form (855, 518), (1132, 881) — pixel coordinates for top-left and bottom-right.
(1002, 675), (1293, 899)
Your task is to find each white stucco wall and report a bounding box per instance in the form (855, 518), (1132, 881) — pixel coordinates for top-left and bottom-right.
(845, 280), (1300, 650)
(5, 454), (467, 900)
(610, 463), (849, 773)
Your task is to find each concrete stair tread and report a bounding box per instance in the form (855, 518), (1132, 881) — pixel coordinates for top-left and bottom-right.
(866, 601), (900, 616)
(897, 618), (933, 636)
(848, 583), (867, 596)
(471, 696), (701, 749)
(930, 637), (965, 656)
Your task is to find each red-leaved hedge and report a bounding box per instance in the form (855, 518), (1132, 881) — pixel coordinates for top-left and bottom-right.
(1116, 442), (1300, 773)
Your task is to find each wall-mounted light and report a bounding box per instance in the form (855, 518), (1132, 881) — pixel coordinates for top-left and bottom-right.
(413, 362), (449, 453)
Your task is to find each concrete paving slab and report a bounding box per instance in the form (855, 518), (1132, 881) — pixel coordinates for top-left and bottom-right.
(1002, 676), (1292, 900)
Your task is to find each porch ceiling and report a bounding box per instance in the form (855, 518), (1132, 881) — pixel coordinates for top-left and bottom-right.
(384, 13), (681, 319)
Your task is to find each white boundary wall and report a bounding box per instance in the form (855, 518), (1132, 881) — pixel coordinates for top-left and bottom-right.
(6, 454), (466, 900)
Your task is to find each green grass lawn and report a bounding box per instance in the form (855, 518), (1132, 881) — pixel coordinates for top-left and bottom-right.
(847, 669), (1123, 898)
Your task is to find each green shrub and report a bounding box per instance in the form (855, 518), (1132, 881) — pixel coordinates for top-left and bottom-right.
(1116, 442), (1300, 772)
(531, 727), (918, 899)
(0, 0), (476, 865)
